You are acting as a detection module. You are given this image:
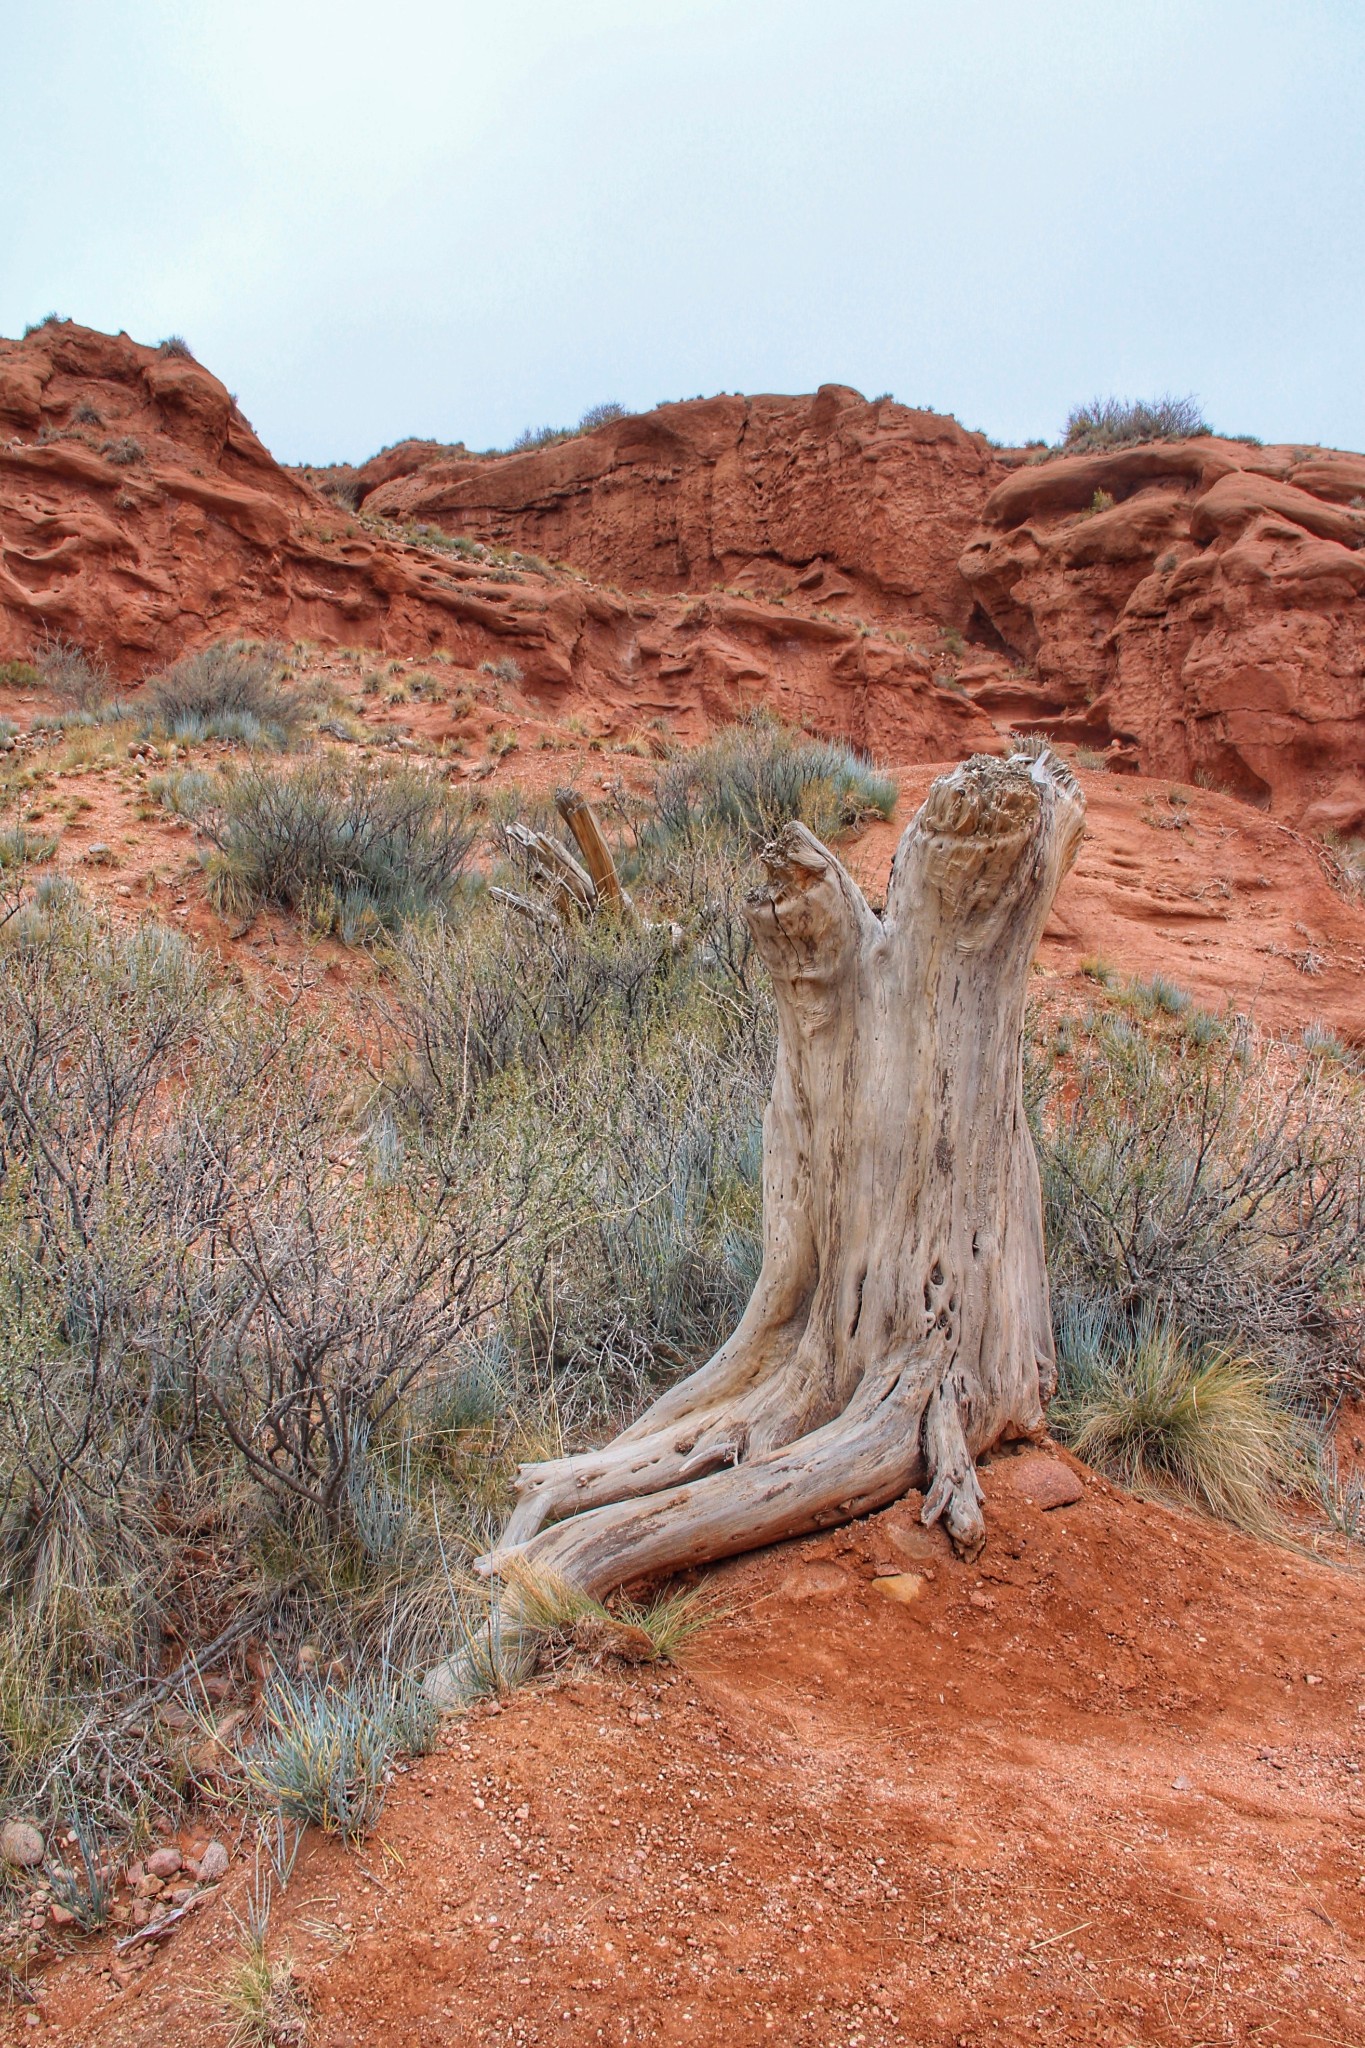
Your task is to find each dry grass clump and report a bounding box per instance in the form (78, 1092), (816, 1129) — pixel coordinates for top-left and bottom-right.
(650, 710), (897, 850)
(1052, 1306), (1297, 1531)
(445, 1560), (719, 1701)
(247, 1669), (435, 1839)
(1032, 1008), (1365, 1404)
(0, 825), (58, 869)
(32, 634), (122, 720)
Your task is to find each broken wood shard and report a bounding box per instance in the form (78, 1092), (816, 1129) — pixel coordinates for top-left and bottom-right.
(427, 743), (1085, 1702)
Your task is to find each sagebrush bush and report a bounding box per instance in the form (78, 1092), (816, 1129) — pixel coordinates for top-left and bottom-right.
(0, 882), (513, 1835)
(1061, 394), (1210, 454)
(650, 711), (897, 850)
(145, 640), (301, 747)
(1031, 1008), (1365, 1400)
(34, 633), (114, 711)
(201, 758), (479, 932)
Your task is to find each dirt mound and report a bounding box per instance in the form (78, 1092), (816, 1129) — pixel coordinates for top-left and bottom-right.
(19, 1449), (1365, 2047)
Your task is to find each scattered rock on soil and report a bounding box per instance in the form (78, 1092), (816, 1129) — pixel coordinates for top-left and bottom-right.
(871, 1572), (926, 1605)
(0, 1820), (45, 1868)
(194, 1841), (229, 1882)
(988, 1453), (1085, 1511)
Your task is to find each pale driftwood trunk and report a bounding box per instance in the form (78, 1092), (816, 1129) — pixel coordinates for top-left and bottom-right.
(427, 744), (1084, 1701)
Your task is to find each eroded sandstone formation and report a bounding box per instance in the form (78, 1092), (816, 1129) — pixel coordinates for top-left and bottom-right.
(2, 322), (1362, 828)
(959, 440), (1365, 835)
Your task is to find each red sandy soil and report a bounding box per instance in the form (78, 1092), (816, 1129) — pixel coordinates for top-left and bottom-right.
(5, 647), (1361, 1044)
(10, 1442), (1364, 2048)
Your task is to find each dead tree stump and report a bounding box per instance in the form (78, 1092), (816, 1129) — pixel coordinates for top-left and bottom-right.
(427, 743), (1084, 1698)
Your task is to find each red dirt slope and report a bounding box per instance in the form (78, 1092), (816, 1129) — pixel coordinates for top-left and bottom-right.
(18, 1446), (1365, 2048)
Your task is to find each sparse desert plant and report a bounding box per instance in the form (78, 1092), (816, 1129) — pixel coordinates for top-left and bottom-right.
(1312, 1438), (1365, 1543)
(464, 1558), (718, 1684)
(218, 1846), (306, 2047)
(1051, 1303), (1297, 1530)
(101, 435), (145, 466)
(147, 766), (215, 818)
(0, 825), (58, 869)
(144, 641), (301, 748)
(511, 423), (570, 451)
(577, 401), (630, 431)
(247, 1670), (426, 1838)
(199, 757), (479, 933)
(1033, 1011), (1365, 1401)
(33, 634), (114, 712)
(157, 334), (194, 359)
(479, 655), (524, 687)
(649, 711), (896, 850)
(44, 1818), (113, 1932)
(1061, 394), (1210, 454)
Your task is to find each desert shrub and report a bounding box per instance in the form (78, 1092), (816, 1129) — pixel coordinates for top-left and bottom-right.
(158, 335), (193, 359)
(34, 634), (114, 712)
(511, 423), (570, 452)
(147, 766), (215, 818)
(383, 889), (769, 1421)
(479, 655), (524, 687)
(1326, 835), (1365, 901)
(199, 758), (479, 933)
(0, 885), (519, 1838)
(0, 825), (58, 869)
(649, 711), (897, 850)
(578, 401), (629, 431)
(1061, 394), (1210, 454)
(1312, 1440), (1365, 1543)
(102, 436), (145, 466)
(144, 640), (301, 747)
(1033, 1010), (1365, 1404)
(1051, 1303), (1297, 1530)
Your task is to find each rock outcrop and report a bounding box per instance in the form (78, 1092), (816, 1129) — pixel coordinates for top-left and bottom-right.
(356, 385), (999, 626)
(3, 322), (1362, 828)
(959, 440), (1365, 834)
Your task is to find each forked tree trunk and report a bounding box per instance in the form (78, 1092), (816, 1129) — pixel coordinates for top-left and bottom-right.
(427, 744), (1084, 1701)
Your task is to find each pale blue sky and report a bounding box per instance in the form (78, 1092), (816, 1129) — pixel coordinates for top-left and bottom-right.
(3, 1), (1362, 463)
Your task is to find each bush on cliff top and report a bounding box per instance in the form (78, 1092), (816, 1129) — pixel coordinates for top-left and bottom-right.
(1061, 393), (1210, 455)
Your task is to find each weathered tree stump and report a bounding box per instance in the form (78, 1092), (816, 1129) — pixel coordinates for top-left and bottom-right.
(427, 743), (1084, 1699)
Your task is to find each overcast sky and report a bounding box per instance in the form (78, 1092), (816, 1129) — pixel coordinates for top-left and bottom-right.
(3, 1), (1362, 463)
